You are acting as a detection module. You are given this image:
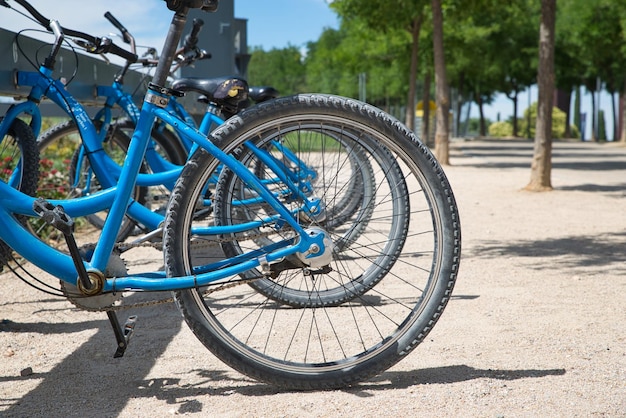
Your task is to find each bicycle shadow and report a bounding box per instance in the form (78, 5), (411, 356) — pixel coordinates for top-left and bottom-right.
(1, 293), (568, 416)
(2, 359), (567, 412)
(1, 293), (184, 417)
(2, 294), (568, 414)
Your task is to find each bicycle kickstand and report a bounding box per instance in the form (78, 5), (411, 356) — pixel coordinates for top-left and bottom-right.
(108, 311), (137, 358)
(33, 198), (138, 358)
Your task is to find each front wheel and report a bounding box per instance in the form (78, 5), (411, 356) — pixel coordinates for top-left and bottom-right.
(164, 94), (461, 390)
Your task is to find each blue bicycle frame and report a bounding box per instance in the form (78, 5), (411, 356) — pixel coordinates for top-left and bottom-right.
(62, 75), (318, 228)
(0, 16), (328, 293)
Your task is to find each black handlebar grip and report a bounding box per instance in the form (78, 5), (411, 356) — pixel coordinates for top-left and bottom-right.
(104, 12), (131, 44)
(14, 0), (50, 28)
(107, 42), (138, 63)
(190, 18), (204, 39)
(183, 18), (204, 51)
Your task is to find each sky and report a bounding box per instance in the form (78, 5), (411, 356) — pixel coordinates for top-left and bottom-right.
(1, 0), (615, 139)
(1, 1), (338, 54)
(235, 0), (339, 50)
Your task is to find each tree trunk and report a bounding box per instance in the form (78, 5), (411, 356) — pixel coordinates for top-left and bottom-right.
(525, 0), (555, 192)
(554, 89), (571, 138)
(621, 80), (626, 142)
(590, 89), (597, 141)
(404, 13), (423, 131)
(478, 96), (486, 136)
(455, 72), (465, 137)
(574, 86), (581, 139)
(431, 0), (450, 165)
(512, 92), (519, 137)
(611, 91), (617, 141)
(506, 90), (520, 137)
(421, 71), (432, 146)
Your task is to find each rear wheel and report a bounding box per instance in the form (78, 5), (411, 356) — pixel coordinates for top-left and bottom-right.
(214, 127), (406, 307)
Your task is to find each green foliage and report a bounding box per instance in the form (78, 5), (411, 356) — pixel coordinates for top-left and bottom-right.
(38, 157), (71, 200)
(443, 0), (538, 115)
(304, 20), (411, 107)
(520, 102), (579, 139)
(244, 0), (626, 132)
(247, 46), (306, 95)
(573, 87), (581, 132)
(0, 155), (18, 180)
(331, 0), (427, 31)
(488, 121), (513, 138)
(569, 123), (580, 140)
(558, 0), (626, 93)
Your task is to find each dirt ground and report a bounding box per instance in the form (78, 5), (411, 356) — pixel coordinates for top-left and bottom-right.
(1, 138), (625, 417)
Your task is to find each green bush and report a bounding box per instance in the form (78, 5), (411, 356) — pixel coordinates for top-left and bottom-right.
(569, 123), (580, 139)
(488, 121), (513, 137)
(520, 102), (578, 139)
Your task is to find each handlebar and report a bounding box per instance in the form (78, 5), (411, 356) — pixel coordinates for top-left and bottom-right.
(104, 11), (131, 45)
(7, 0), (213, 74)
(104, 11), (137, 64)
(9, 0), (137, 63)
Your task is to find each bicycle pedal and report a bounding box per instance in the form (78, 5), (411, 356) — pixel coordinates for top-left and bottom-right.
(32, 198), (74, 236)
(33, 198), (100, 293)
(108, 311), (138, 358)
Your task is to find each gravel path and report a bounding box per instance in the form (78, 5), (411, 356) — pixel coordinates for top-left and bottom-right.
(1, 138), (625, 417)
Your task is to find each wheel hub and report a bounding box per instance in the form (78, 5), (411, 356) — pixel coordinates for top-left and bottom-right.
(296, 227), (334, 268)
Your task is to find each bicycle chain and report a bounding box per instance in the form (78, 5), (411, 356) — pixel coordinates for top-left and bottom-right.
(63, 228), (279, 312)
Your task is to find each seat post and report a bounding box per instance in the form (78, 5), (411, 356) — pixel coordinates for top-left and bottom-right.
(152, 8), (190, 88)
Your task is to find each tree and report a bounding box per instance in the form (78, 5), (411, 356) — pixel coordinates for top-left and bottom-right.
(331, 0), (429, 129)
(431, 0), (450, 164)
(525, 0), (556, 192)
(558, 0), (626, 142)
(441, 0), (538, 139)
(247, 46), (306, 95)
(304, 27), (356, 97)
(305, 22), (410, 109)
(496, 0), (539, 137)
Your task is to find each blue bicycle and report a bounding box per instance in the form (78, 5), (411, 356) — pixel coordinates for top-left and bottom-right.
(0, 0), (461, 390)
(35, 13), (249, 241)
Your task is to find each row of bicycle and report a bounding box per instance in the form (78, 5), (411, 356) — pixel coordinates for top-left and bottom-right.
(0, 0), (461, 390)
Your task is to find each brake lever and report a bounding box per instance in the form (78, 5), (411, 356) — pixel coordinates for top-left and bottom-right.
(72, 36), (115, 58)
(143, 47), (158, 59)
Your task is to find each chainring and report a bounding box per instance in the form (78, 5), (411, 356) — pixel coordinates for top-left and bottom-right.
(60, 245), (127, 311)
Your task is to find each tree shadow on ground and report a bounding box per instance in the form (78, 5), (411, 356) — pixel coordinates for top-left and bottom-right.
(556, 183), (626, 193)
(453, 152), (626, 171)
(469, 232), (626, 271)
(453, 140), (626, 172)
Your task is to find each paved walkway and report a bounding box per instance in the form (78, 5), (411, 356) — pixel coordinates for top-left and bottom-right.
(1, 138), (624, 417)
